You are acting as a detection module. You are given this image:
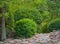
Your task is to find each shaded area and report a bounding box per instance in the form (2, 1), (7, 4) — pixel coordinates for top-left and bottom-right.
(0, 17), (2, 41)
(48, 20), (60, 32)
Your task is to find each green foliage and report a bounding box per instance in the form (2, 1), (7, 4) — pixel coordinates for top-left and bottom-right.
(47, 0), (60, 18)
(0, 0), (60, 39)
(48, 21), (60, 32)
(38, 18), (60, 33)
(47, 18), (60, 32)
(14, 9), (42, 24)
(38, 20), (49, 33)
(14, 19), (37, 38)
(14, 0), (48, 24)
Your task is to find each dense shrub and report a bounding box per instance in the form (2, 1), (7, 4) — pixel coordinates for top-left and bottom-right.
(38, 21), (49, 33)
(47, 20), (60, 32)
(14, 9), (42, 24)
(38, 18), (60, 33)
(14, 18), (37, 38)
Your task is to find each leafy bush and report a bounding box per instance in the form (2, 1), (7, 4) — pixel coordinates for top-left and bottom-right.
(38, 18), (60, 33)
(14, 9), (42, 24)
(47, 20), (60, 32)
(14, 18), (37, 38)
(38, 21), (49, 33)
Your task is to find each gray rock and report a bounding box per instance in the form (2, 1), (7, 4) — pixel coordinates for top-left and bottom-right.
(0, 30), (60, 44)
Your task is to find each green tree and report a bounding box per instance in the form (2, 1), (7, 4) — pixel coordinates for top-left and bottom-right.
(0, 1), (6, 41)
(0, 0), (20, 41)
(47, 0), (60, 19)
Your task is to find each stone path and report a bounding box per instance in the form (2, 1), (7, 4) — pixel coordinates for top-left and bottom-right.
(0, 30), (60, 44)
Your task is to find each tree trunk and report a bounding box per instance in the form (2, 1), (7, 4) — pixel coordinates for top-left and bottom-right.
(1, 8), (6, 41)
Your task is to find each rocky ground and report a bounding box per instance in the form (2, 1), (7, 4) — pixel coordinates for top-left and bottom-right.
(0, 30), (60, 44)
